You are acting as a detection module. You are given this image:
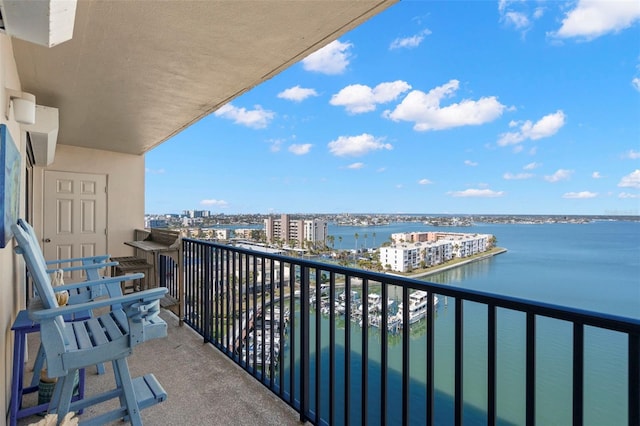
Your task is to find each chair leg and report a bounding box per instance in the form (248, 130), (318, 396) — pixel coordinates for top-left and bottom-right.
(113, 358), (142, 426)
(52, 371), (76, 420)
(30, 343), (47, 387)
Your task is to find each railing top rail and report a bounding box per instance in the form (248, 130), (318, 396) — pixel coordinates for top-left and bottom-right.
(182, 238), (640, 334)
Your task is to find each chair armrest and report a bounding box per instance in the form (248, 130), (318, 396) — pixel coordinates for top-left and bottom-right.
(29, 287), (168, 321)
(52, 273), (144, 293)
(45, 254), (111, 265)
(46, 261), (119, 274)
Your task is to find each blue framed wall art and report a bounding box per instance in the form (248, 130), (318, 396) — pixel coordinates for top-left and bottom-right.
(0, 124), (21, 248)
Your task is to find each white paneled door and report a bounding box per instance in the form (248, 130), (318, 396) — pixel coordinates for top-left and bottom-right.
(43, 171), (107, 281)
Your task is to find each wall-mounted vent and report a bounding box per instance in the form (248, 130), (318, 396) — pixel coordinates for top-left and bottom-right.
(22, 106), (59, 166)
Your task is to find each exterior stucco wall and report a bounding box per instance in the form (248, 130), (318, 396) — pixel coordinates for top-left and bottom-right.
(32, 144), (145, 259)
(1, 32), (27, 424)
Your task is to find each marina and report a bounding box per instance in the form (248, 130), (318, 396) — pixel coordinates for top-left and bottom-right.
(237, 220), (638, 425)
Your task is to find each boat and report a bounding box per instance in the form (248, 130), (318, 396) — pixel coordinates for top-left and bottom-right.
(399, 290), (438, 325)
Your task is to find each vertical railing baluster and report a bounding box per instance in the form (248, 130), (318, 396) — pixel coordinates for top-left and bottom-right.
(289, 262), (296, 406)
(329, 271), (336, 426)
(278, 259), (285, 397)
(629, 333), (639, 426)
(300, 265), (310, 423)
(212, 245), (218, 344)
(402, 286), (409, 426)
(314, 268), (322, 423)
(526, 312), (536, 426)
(253, 256), (260, 376)
(260, 257), (266, 382)
(269, 257), (276, 386)
(381, 282), (388, 426)
(238, 253), (244, 367)
(203, 244), (211, 342)
(380, 281), (389, 426)
(232, 252), (237, 357)
(224, 249), (230, 353)
(573, 322), (584, 426)
(345, 275), (352, 426)
(455, 298), (463, 426)
(487, 304), (497, 426)
(426, 291), (435, 426)
(361, 278), (369, 426)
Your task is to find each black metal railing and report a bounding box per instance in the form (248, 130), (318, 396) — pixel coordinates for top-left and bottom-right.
(182, 238), (640, 426)
(158, 254), (179, 299)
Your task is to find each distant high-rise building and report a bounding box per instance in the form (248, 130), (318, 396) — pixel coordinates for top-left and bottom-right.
(264, 214), (327, 248)
(183, 209), (211, 218)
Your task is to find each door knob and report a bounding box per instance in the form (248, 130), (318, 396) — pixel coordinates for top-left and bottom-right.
(44, 238), (51, 243)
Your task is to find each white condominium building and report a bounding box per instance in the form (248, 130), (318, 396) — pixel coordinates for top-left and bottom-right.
(381, 232), (492, 272)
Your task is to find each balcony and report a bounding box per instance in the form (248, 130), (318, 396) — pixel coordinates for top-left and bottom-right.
(17, 238), (640, 425)
(17, 310), (301, 426)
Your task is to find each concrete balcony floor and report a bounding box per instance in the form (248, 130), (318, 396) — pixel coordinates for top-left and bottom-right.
(17, 309), (303, 425)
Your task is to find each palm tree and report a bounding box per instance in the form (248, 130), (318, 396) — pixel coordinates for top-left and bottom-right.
(338, 236), (343, 250)
(372, 232), (377, 247)
(354, 232), (359, 265)
(327, 235), (335, 250)
(363, 233), (368, 250)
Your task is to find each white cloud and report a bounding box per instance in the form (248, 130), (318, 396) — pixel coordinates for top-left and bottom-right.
(384, 80), (506, 131)
(288, 144), (312, 155)
(277, 86), (319, 102)
(214, 103), (275, 129)
(464, 160), (478, 166)
(448, 188), (505, 198)
(498, 1), (545, 35)
(328, 133), (393, 157)
(624, 149), (640, 159)
(552, 0), (640, 40)
(504, 11), (530, 29)
(389, 29), (432, 50)
(498, 110), (566, 146)
(145, 168), (165, 175)
(632, 77), (640, 92)
(330, 80), (411, 114)
(201, 199), (229, 208)
(619, 192), (640, 198)
(347, 162), (365, 170)
(544, 169), (574, 182)
(524, 162), (542, 170)
(618, 169), (640, 188)
(503, 172), (534, 180)
(268, 139), (284, 152)
(592, 171), (604, 179)
(302, 40), (352, 75)
(563, 191), (598, 199)
(418, 178), (433, 185)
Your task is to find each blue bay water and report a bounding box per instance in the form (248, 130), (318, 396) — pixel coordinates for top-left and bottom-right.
(279, 220), (639, 426)
(326, 220), (640, 318)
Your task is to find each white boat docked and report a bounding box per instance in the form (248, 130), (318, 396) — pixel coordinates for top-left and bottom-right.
(398, 290), (439, 325)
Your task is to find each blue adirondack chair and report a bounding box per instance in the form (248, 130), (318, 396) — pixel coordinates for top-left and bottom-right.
(18, 220), (121, 380)
(12, 219), (168, 425)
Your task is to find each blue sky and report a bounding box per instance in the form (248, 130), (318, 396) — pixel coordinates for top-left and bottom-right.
(146, 0), (640, 216)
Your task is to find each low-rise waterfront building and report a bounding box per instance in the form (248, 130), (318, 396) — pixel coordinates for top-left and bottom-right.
(381, 232), (492, 272)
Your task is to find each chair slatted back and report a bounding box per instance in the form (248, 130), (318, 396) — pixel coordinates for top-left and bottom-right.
(12, 220), (68, 340)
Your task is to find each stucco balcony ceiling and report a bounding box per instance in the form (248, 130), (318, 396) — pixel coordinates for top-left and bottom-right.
(9, 0), (397, 155)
